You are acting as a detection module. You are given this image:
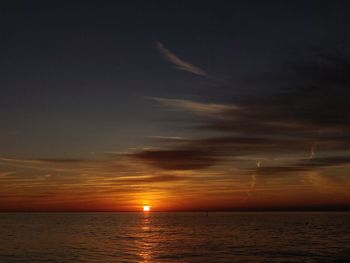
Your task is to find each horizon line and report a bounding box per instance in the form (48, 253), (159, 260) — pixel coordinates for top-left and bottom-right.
(1, 209), (349, 213)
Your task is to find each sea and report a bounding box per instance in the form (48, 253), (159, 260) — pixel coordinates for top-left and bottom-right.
(0, 212), (349, 262)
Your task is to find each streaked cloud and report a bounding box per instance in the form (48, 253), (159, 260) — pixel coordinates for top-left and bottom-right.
(156, 41), (210, 78)
(151, 136), (189, 141)
(115, 174), (188, 184)
(1, 49), (350, 211)
(150, 97), (240, 117)
(135, 50), (350, 194)
(130, 148), (217, 170)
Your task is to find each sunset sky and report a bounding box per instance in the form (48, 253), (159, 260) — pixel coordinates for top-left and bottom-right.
(1, 0), (350, 211)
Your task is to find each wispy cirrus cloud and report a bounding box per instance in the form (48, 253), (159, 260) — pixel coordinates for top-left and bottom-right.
(2, 49), (350, 211)
(156, 41), (211, 79)
(133, 48), (350, 194)
(150, 97), (240, 117)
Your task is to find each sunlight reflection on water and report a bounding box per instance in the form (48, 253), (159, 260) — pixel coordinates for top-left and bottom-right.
(138, 214), (153, 263)
(0, 212), (349, 262)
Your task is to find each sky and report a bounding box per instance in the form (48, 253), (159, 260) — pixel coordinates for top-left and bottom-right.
(1, 0), (350, 211)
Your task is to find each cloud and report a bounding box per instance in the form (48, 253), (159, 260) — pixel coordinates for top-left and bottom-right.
(116, 174), (187, 183)
(298, 156), (350, 168)
(252, 166), (310, 175)
(2, 48), (350, 211)
(151, 136), (189, 141)
(0, 171), (16, 177)
(150, 97), (240, 117)
(139, 49), (350, 180)
(0, 157), (85, 165)
(156, 41), (210, 78)
(0, 157), (96, 173)
(130, 148), (217, 170)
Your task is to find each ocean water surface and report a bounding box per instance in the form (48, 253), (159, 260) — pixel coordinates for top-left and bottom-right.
(0, 212), (349, 262)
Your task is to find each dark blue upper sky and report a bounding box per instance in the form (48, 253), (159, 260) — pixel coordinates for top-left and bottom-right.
(1, 0), (348, 158)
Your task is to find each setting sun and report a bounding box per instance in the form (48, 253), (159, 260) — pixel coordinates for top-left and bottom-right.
(143, 206), (151, 212)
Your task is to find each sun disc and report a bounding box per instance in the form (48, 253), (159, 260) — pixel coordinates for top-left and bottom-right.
(143, 206), (151, 212)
